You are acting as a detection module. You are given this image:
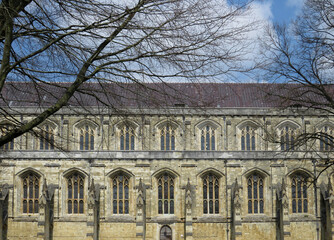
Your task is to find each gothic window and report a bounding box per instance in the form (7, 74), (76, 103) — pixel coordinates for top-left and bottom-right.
(291, 174), (308, 213)
(120, 125), (135, 150)
(112, 173), (130, 214)
(241, 126), (256, 151)
(247, 173), (264, 214)
(201, 125), (215, 150)
(39, 124), (55, 150)
(202, 173), (219, 214)
(0, 125), (14, 151)
(67, 173), (84, 214)
(280, 126), (296, 151)
(22, 172), (40, 214)
(160, 225), (172, 240)
(79, 125), (94, 150)
(158, 173), (175, 214)
(160, 125), (175, 151)
(320, 126), (334, 151)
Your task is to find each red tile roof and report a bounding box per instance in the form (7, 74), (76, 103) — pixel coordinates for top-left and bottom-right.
(1, 82), (331, 108)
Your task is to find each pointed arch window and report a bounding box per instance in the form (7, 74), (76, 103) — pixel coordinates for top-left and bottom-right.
(291, 174), (308, 213)
(160, 125), (175, 151)
(241, 126), (256, 151)
(67, 173), (84, 214)
(158, 173), (175, 214)
(247, 173), (264, 214)
(202, 173), (219, 214)
(22, 172), (40, 214)
(39, 124), (55, 150)
(0, 125), (14, 151)
(120, 126), (135, 150)
(280, 126), (297, 150)
(79, 125), (94, 150)
(201, 125), (215, 150)
(112, 173), (130, 214)
(320, 126), (334, 151)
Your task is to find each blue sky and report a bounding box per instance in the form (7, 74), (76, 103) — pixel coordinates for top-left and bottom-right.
(270, 0), (304, 23)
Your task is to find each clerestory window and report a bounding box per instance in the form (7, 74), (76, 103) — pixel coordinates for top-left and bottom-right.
(241, 126), (256, 151)
(120, 125), (135, 150)
(39, 124), (55, 150)
(201, 125), (215, 150)
(79, 125), (94, 150)
(160, 125), (175, 151)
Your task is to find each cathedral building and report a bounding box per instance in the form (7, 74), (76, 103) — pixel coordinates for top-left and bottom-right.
(0, 82), (333, 240)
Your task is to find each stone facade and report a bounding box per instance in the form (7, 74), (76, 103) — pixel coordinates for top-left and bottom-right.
(0, 100), (334, 240)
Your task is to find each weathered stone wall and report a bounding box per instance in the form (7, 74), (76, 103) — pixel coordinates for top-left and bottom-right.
(1, 108), (333, 239)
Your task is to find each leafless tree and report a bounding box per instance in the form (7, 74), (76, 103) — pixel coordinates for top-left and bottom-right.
(0, 0), (257, 147)
(260, 0), (334, 166)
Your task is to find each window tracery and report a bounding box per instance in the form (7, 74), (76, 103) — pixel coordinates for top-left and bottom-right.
(22, 172), (40, 214)
(320, 126), (334, 151)
(241, 126), (256, 151)
(79, 125), (94, 150)
(67, 173), (84, 214)
(201, 125), (215, 150)
(202, 173), (219, 214)
(120, 125), (135, 150)
(291, 174), (308, 213)
(160, 125), (175, 151)
(112, 173), (130, 214)
(158, 173), (174, 214)
(280, 126), (297, 151)
(247, 173), (264, 214)
(0, 125), (14, 151)
(39, 124), (55, 150)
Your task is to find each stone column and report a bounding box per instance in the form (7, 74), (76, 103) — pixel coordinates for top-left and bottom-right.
(231, 179), (242, 240)
(327, 179), (334, 239)
(37, 179), (55, 240)
(136, 179), (146, 240)
(320, 181), (332, 240)
(184, 179), (193, 240)
(0, 184), (9, 240)
(87, 179), (100, 240)
(276, 178), (291, 240)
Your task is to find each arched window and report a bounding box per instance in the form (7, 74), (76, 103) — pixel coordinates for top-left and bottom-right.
(320, 126), (334, 151)
(202, 173), (219, 214)
(0, 125), (14, 151)
(39, 124), (55, 150)
(280, 126), (296, 150)
(158, 173), (174, 214)
(120, 125), (135, 150)
(291, 174), (308, 213)
(241, 126), (256, 151)
(79, 125), (94, 150)
(160, 125), (175, 151)
(112, 173), (130, 214)
(22, 172), (40, 214)
(201, 125), (215, 150)
(67, 173), (84, 214)
(247, 173), (264, 214)
(160, 225), (172, 240)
